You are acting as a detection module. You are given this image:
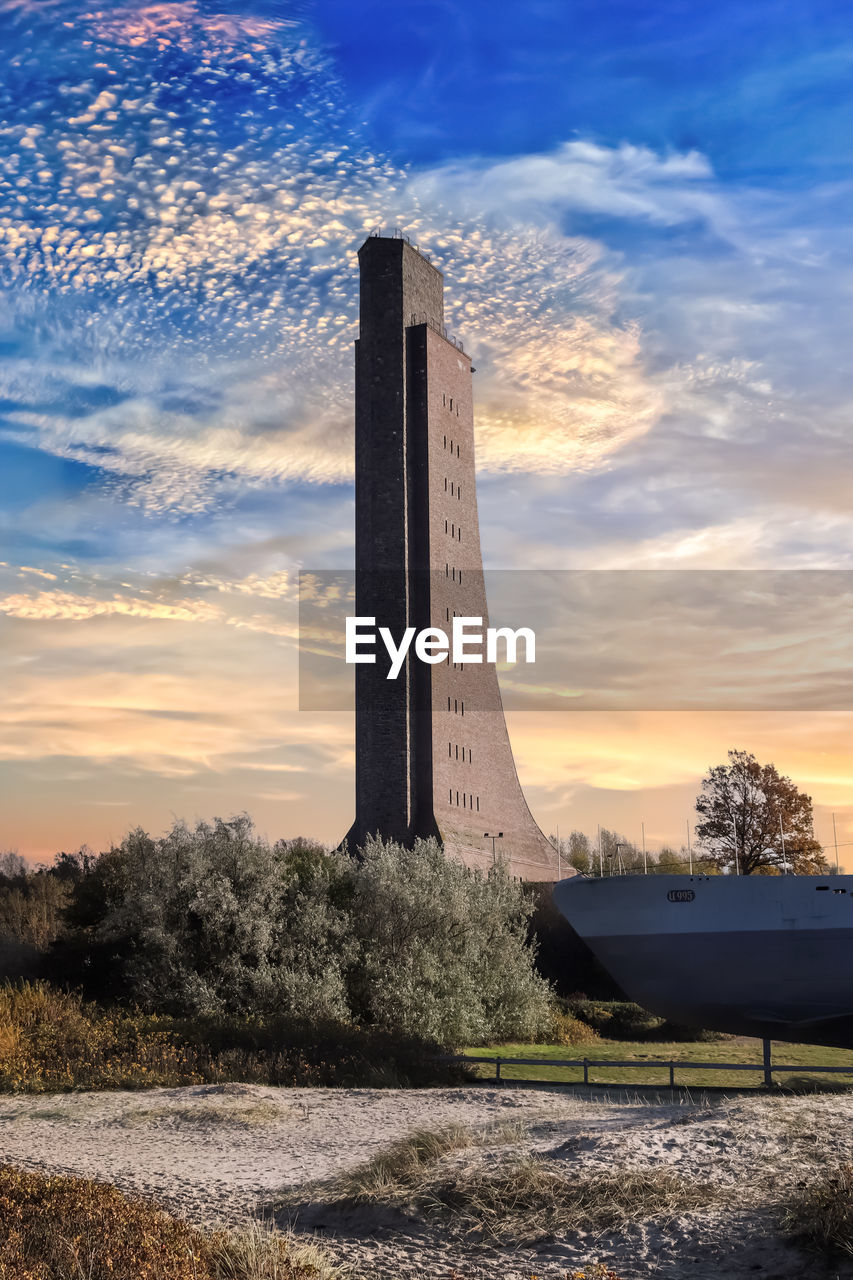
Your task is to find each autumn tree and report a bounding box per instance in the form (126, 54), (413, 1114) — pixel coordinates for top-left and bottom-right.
(695, 749), (828, 875)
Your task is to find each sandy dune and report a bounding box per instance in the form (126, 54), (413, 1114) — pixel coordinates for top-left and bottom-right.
(1, 1081), (852, 1278)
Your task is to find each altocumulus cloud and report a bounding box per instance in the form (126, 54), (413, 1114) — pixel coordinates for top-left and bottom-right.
(0, 0), (677, 522)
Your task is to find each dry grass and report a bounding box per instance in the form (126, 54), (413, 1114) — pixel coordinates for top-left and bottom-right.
(423, 1159), (716, 1243)
(0, 1164), (339, 1280)
(282, 1122), (711, 1248)
(783, 1160), (853, 1257)
(0, 980), (468, 1093)
(120, 1098), (288, 1129)
(326, 1124), (475, 1202)
(280, 1120), (525, 1214)
(205, 1221), (340, 1280)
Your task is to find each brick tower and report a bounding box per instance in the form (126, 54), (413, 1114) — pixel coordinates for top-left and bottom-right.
(346, 233), (560, 879)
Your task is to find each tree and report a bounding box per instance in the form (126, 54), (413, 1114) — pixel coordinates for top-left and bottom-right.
(0, 851), (27, 886)
(695, 749), (828, 875)
(549, 830), (592, 874)
(566, 830), (592, 874)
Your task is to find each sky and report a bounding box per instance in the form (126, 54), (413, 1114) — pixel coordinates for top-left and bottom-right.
(1, 0), (853, 864)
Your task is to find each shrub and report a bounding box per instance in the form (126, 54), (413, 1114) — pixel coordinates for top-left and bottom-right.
(548, 1008), (601, 1046)
(55, 821), (552, 1050)
(562, 998), (726, 1043)
(0, 1165), (336, 1279)
(348, 836), (552, 1046)
(566, 999), (662, 1040)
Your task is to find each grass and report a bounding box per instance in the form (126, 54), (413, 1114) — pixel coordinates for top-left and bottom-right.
(325, 1124), (475, 1202)
(283, 1121), (524, 1208)
(0, 980), (470, 1093)
(0, 1164), (339, 1280)
(280, 1123), (713, 1248)
(423, 1161), (716, 1243)
(783, 1161), (853, 1258)
(464, 1037), (853, 1090)
(118, 1098), (288, 1128)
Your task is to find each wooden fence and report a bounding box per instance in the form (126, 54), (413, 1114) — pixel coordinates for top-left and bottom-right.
(462, 1043), (853, 1089)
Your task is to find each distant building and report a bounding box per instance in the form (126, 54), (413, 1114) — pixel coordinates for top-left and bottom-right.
(345, 232), (560, 879)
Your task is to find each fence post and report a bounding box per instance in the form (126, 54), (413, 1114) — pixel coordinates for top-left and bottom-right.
(762, 1039), (773, 1088)
(495, 1058), (502, 1083)
(583, 1058), (589, 1086)
(669, 1062), (675, 1087)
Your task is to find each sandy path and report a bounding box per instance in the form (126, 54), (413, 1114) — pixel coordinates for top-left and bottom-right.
(1, 1082), (852, 1278)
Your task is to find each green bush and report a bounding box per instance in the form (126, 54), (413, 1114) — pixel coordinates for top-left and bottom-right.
(563, 998), (726, 1043)
(51, 819), (552, 1050)
(566, 999), (661, 1040)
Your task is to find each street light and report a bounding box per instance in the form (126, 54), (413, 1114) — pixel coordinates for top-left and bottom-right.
(484, 832), (503, 865)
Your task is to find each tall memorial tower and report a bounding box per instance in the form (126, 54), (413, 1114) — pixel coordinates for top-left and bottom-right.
(346, 232), (560, 880)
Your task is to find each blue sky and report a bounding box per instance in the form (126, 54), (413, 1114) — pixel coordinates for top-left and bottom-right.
(1, 0), (853, 859)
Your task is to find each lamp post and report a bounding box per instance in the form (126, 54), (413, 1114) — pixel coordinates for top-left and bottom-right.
(484, 832), (503, 865)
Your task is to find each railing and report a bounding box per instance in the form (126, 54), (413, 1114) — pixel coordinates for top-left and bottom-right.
(368, 226), (432, 262)
(461, 1050), (853, 1090)
(409, 311), (467, 354)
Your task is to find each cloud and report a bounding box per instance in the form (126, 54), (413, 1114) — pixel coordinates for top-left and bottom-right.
(409, 140), (724, 231)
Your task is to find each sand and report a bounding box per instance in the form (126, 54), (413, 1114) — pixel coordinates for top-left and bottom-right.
(1, 1081), (852, 1278)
